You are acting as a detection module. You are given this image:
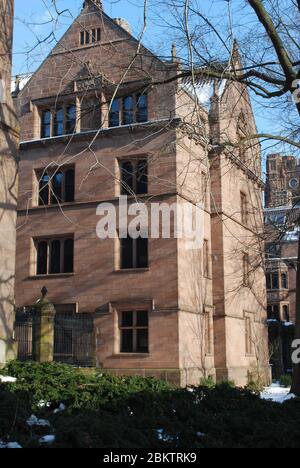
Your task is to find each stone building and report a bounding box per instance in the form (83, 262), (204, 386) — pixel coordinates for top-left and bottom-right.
(0, 0), (19, 366)
(264, 153), (300, 376)
(14, 0), (268, 386)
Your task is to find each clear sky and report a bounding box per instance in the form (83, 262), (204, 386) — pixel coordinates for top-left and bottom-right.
(12, 0), (291, 166)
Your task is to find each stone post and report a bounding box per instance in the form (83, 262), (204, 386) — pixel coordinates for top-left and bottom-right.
(34, 287), (56, 363)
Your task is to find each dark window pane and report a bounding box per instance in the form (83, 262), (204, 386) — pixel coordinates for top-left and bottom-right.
(37, 241), (48, 275)
(50, 240), (61, 274)
(283, 306), (290, 322)
(66, 105), (76, 134)
(122, 311), (133, 327)
(267, 306), (273, 320)
(136, 94), (148, 123)
(51, 172), (63, 204)
(91, 29), (96, 43)
(109, 99), (120, 127)
(64, 239), (74, 273)
(121, 237), (133, 269)
(97, 28), (101, 41)
(80, 31), (85, 45)
(273, 273), (279, 290)
(266, 274), (271, 290)
(123, 96), (134, 125)
(41, 110), (51, 138)
(281, 273), (288, 289)
(137, 160), (148, 194)
(273, 305), (280, 321)
(136, 310), (148, 327)
(136, 237), (148, 268)
(121, 161), (134, 195)
(121, 329), (133, 353)
(39, 174), (50, 206)
(53, 108), (64, 136)
(136, 329), (149, 353)
(65, 169), (75, 202)
(85, 31), (90, 44)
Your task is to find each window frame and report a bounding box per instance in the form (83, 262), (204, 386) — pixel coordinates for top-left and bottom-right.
(120, 236), (149, 270)
(36, 166), (75, 207)
(109, 92), (148, 128)
(120, 159), (148, 196)
(119, 309), (149, 354)
(203, 239), (210, 279)
(35, 236), (74, 276)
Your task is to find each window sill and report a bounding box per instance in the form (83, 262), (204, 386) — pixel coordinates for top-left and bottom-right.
(28, 273), (75, 280)
(110, 353), (150, 359)
(114, 268), (150, 274)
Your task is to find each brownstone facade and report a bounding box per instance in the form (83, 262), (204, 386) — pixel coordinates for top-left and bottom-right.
(14, 1), (268, 386)
(0, 0), (19, 365)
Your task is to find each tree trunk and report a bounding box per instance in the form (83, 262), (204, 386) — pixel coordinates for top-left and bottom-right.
(291, 234), (300, 396)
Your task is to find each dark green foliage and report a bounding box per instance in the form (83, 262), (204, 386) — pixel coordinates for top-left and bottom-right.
(279, 374), (292, 388)
(1, 362), (300, 448)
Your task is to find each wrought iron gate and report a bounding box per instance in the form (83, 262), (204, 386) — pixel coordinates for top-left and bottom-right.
(15, 310), (95, 367)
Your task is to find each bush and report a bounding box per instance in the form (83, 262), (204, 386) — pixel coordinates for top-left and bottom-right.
(279, 375), (292, 388)
(199, 377), (215, 389)
(1, 361), (171, 410)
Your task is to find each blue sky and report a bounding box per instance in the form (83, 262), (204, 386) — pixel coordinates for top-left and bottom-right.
(12, 0), (291, 164)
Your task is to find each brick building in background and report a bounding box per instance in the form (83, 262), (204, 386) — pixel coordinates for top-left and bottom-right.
(0, 0), (19, 366)
(265, 153), (300, 377)
(13, 0), (269, 386)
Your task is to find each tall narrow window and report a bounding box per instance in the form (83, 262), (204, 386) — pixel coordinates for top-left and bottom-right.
(120, 236), (148, 269)
(96, 28), (101, 41)
(281, 273), (288, 289)
(109, 99), (120, 127)
(37, 241), (48, 275)
(85, 30), (90, 44)
(123, 96), (134, 125)
(39, 174), (50, 206)
(243, 253), (250, 287)
(203, 240), (210, 278)
(120, 160), (148, 195)
(65, 169), (75, 203)
(41, 110), (51, 138)
(283, 305), (290, 322)
(91, 29), (96, 43)
(51, 172), (63, 204)
(53, 108), (64, 136)
(80, 31), (85, 45)
(36, 237), (74, 275)
(205, 312), (212, 355)
(66, 105), (76, 134)
(240, 192), (248, 225)
(245, 316), (253, 355)
(136, 93), (148, 123)
(120, 310), (149, 353)
(267, 305), (280, 321)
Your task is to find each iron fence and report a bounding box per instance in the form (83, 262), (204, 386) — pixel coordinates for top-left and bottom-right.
(15, 310), (95, 367)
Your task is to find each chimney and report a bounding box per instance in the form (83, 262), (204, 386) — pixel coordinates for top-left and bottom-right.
(82, 0), (103, 10)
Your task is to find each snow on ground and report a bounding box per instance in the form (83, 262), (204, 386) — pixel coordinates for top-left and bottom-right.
(261, 383), (296, 403)
(0, 375), (17, 383)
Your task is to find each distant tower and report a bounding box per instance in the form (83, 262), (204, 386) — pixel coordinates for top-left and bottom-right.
(82, 0), (103, 10)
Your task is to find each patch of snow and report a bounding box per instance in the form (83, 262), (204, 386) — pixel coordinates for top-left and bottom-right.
(0, 441), (22, 449)
(283, 322), (294, 327)
(53, 403), (66, 414)
(0, 375), (17, 383)
(156, 429), (175, 443)
(27, 415), (51, 428)
(37, 400), (51, 408)
(261, 384), (296, 404)
(39, 435), (55, 445)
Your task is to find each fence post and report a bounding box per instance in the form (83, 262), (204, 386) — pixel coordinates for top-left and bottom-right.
(34, 287), (56, 363)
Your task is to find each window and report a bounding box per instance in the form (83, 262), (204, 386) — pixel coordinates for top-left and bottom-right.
(109, 93), (148, 128)
(41, 110), (51, 138)
(119, 310), (149, 353)
(203, 240), (210, 278)
(120, 160), (148, 195)
(40, 106), (76, 138)
(120, 236), (148, 269)
(270, 161), (276, 171)
(243, 253), (250, 287)
(109, 99), (120, 127)
(53, 108), (64, 136)
(66, 105), (77, 134)
(245, 316), (253, 355)
(282, 305), (290, 322)
(266, 243), (281, 259)
(240, 192), (248, 225)
(36, 237), (74, 276)
(123, 96), (135, 125)
(281, 273), (288, 289)
(266, 272), (279, 290)
(204, 311), (213, 355)
(80, 28), (101, 46)
(267, 305), (280, 321)
(37, 167), (75, 206)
